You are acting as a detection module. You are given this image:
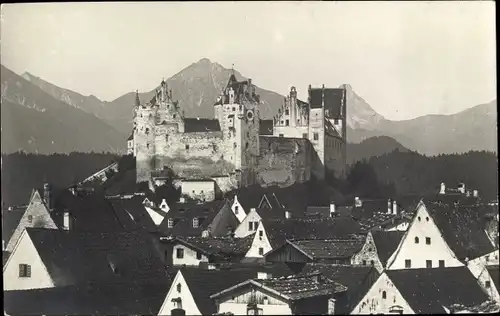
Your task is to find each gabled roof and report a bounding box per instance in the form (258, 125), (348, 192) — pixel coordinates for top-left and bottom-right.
(291, 239), (364, 260)
(425, 202), (496, 260)
(108, 196), (158, 233)
(370, 230), (405, 266)
(3, 283), (169, 315)
(163, 235), (254, 260)
(158, 199), (230, 236)
(306, 206), (352, 218)
(183, 118), (221, 133)
(2, 206), (26, 245)
(424, 194), (481, 207)
(386, 267), (492, 313)
(323, 88), (345, 117)
(127, 133), (134, 141)
(486, 265), (499, 291)
(259, 120), (274, 135)
(262, 217), (362, 249)
(25, 227), (168, 287)
(180, 267), (259, 315)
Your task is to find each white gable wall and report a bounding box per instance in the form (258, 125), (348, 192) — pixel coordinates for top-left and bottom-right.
(217, 286), (292, 315)
(3, 231), (54, 291)
(351, 232), (385, 273)
(351, 272), (414, 314)
(231, 195), (247, 223)
(386, 222), (409, 232)
(387, 203), (463, 270)
(158, 270), (202, 316)
(172, 244), (209, 266)
(245, 221), (273, 258)
(477, 266), (500, 303)
(468, 249), (500, 278)
(235, 209), (262, 238)
(6, 191), (57, 253)
(145, 206), (165, 226)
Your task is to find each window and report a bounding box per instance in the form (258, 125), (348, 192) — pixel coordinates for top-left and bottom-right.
(370, 260), (374, 265)
(235, 206), (239, 214)
(177, 283), (182, 293)
(19, 264), (31, 278)
(247, 131), (250, 137)
(185, 144), (189, 150)
(285, 120), (289, 126)
(279, 134), (284, 138)
(246, 142), (249, 149)
(313, 133), (319, 140)
(439, 260), (445, 267)
(176, 248), (184, 259)
(147, 143), (150, 149)
(192, 190), (195, 194)
(285, 109), (289, 115)
(193, 218), (199, 228)
(280, 121), (284, 125)
(27, 215), (33, 223)
(302, 133), (308, 139)
(426, 260), (432, 268)
(426, 217), (429, 221)
(414, 237), (419, 244)
(173, 114), (176, 119)
(382, 291), (387, 299)
(232, 107), (235, 111)
(196, 252), (202, 260)
(368, 247), (373, 252)
(418, 216), (421, 221)
(145, 128), (149, 135)
(405, 260), (411, 268)
(249, 221), (253, 231)
(259, 230), (263, 237)
(258, 248), (264, 255)
(486, 281), (491, 288)
(426, 237), (431, 245)
(362, 260), (367, 266)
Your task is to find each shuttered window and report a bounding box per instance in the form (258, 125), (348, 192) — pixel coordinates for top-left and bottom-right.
(19, 264), (31, 277)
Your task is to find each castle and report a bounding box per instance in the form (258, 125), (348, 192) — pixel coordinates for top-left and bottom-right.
(129, 73), (346, 198)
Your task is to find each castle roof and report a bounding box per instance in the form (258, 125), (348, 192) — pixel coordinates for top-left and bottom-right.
(184, 118), (221, 133)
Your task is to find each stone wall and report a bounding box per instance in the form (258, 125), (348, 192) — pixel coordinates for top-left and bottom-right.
(255, 136), (312, 188)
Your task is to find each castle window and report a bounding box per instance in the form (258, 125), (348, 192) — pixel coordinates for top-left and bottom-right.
(439, 260), (445, 267)
(313, 133), (319, 140)
(185, 144), (189, 150)
(247, 131), (250, 137)
(279, 134), (284, 138)
(177, 283), (182, 293)
(302, 133), (308, 139)
(246, 142), (249, 149)
(362, 260), (366, 266)
(285, 120), (289, 126)
(285, 109), (289, 115)
(280, 121), (284, 125)
(196, 251), (202, 260)
(234, 142), (237, 149)
(147, 144), (149, 149)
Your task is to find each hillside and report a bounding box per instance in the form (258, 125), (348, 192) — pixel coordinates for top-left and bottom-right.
(346, 136), (409, 165)
(1, 65), (127, 154)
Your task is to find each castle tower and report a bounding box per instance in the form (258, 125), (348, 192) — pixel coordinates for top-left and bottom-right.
(273, 86), (309, 138)
(135, 91), (157, 183)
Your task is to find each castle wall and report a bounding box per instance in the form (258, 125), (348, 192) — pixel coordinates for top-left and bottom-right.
(255, 136), (312, 187)
(324, 133), (346, 178)
(274, 126), (309, 139)
(309, 108), (325, 180)
(181, 181), (216, 202)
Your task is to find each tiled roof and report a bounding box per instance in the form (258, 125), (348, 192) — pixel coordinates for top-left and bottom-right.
(108, 196), (158, 233)
(426, 202), (496, 260)
(158, 199), (233, 236)
(127, 133), (134, 141)
(306, 206), (352, 218)
(165, 235), (254, 259)
(25, 227), (169, 287)
(257, 273), (347, 300)
(2, 206), (26, 245)
(104, 169), (138, 196)
(183, 118), (221, 133)
(371, 230), (405, 266)
(181, 266), (259, 315)
(424, 194), (481, 207)
(299, 263), (379, 313)
(323, 88), (345, 117)
(263, 217), (362, 249)
(259, 120), (274, 135)
(309, 88), (323, 109)
(486, 265), (499, 292)
(386, 267), (491, 313)
(292, 239), (364, 260)
(3, 283), (168, 315)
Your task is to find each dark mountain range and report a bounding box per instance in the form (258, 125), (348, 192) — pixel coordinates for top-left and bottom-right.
(1, 65), (127, 154)
(346, 136), (410, 165)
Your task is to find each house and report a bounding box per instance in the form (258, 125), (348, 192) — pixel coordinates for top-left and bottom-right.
(159, 235), (254, 266)
(477, 265), (500, 303)
(386, 200), (496, 270)
(235, 206), (298, 238)
(108, 195), (160, 233)
(468, 249), (500, 279)
(230, 190), (285, 224)
(157, 266), (263, 315)
(245, 217), (361, 259)
(4, 282), (168, 316)
(210, 273), (347, 315)
(299, 263), (379, 314)
(351, 266), (498, 314)
(3, 227), (168, 291)
(181, 179), (218, 202)
(351, 198), (413, 232)
(2, 206), (26, 260)
(158, 199), (239, 238)
(351, 230), (405, 273)
(265, 239), (364, 265)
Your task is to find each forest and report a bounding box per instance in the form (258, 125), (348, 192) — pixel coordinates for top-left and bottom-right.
(1, 150), (498, 207)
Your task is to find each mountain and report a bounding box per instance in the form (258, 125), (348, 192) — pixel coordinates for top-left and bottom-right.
(1, 65), (127, 154)
(343, 84), (388, 130)
(346, 136), (409, 165)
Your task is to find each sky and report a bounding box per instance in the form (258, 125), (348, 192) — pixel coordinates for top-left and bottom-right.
(0, 1), (496, 120)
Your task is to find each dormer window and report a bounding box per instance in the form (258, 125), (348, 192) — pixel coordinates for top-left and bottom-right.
(193, 217), (199, 228)
(177, 283), (182, 293)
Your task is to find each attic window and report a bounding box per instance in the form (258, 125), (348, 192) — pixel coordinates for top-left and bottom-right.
(193, 217), (199, 228)
(145, 128), (149, 134)
(167, 218), (174, 228)
(426, 217), (429, 221)
(425, 237), (431, 245)
(196, 252), (202, 260)
(235, 206), (239, 214)
(177, 283), (182, 293)
(418, 216), (421, 221)
(258, 248), (264, 255)
(382, 291), (387, 299)
(285, 120), (289, 126)
(486, 281), (491, 288)
(176, 248), (184, 259)
(19, 264), (31, 278)
(27, 215), (33, 223)
(414, 237), (419, 244)
(313, 133), (319, 140)
(185, 144), (189, 150)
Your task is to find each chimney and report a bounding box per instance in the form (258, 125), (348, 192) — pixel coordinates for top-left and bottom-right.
(328, 298), (336, 315)
(257, 272), (272, 280)
(8, 206), (13, 211)
(440, 182), (446, 195)
(387, 199), (392, 214)
(179, 197), (185, 203)
(197, 117), (200, 120)
(458, 183), (466, 194)
(43, 183), (52, 211)
(392, 200), (398, 215)
(251, 208), (256, 212)
(63, 212), (71, 230)
(354, 197), (362, 208)
(285, 210), (292, 219)
(473, 190), (479, 198)
(330, 203), (336, 217)
(466, 191), (471, 197)
(207, 264), (217, 270)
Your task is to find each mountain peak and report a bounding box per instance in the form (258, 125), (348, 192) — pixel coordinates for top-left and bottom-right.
(197, 57), (212, 65)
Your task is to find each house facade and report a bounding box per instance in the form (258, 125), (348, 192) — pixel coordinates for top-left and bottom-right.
(245, 220), (273, 258)
(352, 231), (405, 273)
(477, 265), (500, 303)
